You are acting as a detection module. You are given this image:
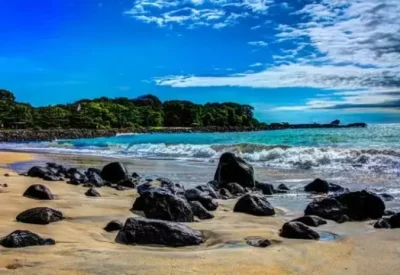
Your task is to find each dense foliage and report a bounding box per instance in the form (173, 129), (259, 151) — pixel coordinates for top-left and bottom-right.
(0, 90), (261, 129)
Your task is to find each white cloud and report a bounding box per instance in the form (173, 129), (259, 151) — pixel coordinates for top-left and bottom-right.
(248, 41), (268, 47)
(249, 62), (263, 67)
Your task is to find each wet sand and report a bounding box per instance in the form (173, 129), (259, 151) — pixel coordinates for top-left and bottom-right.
(0, 151), (400, 275)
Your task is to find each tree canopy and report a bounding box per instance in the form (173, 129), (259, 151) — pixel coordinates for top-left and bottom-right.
(0, 90), (261, 129)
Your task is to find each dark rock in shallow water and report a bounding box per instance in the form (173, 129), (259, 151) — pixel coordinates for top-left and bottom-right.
(234, 194), (275, 216)
(16, 207), (63, 225)
(280, 222), (320, 240)
(117, 179), (137, 189)
(189, 201), (214, 220)
(291, 215), (327, 227)
(131, 172), (140, 178)
(185, 188), (218, 211)
(277, 184), (290, 191)
(304, 198), (348, 223)
(196, 184), (219, 199)
(374, 218), (391, 229)
(335, 190), (385, 221)
(389, 213), (400, 228)
(246, 237), (271, 248)
(255, 181), (275, 195)
(384, 210), (396, 216)
(116, 218), (204, 247)
(1, 230), (55, 248)
(23, 184), (54, 200)
(137, 188), (194, 222)
(221, 182), (245, 196)
(219, 188), (234, 200)
(379, 193), (394, 202)
(101, 162), (128, 183)
(214, 152), (255, 188)
(104, 220), (123, 232)
(304, 178), (329, 193)
(85, 187), (101, 197)
(328, 183), (348, 193)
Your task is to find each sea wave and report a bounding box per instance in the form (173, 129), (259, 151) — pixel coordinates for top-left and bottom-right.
(1, 142), (399, 174)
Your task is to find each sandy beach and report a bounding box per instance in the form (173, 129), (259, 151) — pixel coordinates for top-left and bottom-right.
(0, 151), (400, 275)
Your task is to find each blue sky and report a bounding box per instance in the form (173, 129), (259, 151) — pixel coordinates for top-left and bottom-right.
(0, 0), (399, 123)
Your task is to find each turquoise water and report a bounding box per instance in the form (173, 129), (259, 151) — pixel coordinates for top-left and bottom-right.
(1, 124), (400, 174)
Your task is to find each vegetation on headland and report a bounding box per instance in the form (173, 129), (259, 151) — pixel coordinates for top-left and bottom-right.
(0, 89), (262, 130)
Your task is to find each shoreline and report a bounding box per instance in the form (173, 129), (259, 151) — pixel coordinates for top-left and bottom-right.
(1, 151), (400, 274)
(0, 123), (367, 142)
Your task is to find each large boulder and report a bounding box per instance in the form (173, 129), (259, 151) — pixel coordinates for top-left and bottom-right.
(185, 188), (218, 211)
(104, 220), (123, 232)
(16, 207), (63, 225)
(1, 230), (55, 248)
(304, 178), (329, 193)
(389, 213), (400, 228)
(304, 198), (348, 223)
(234, 194), (275, 216)
(291, 215), (327, 227)
(134, 188), (194, 222)
(335, 190), (385, 221)
(214, 152), (255, 188)
(115, 218), (204, 247)
(23, 184), (54, 200)
(189, 201), (214, 220)
(280, 222), (320, 240)
(101, 162), (128, 183)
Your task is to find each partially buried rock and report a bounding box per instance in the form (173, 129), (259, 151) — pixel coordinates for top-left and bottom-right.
(104, 220), (123, 232)
(304, 178), (329, 193)
(185, 188), (218, 211)
(374, 218), (391, 229)
(101, 162), (128, 183)
(1, 230), (55, 248)
(255, 181), (275, 195)
(85, 187), (101, 197)
(189, 201), (214, 220)
(116, 218), (204, 247)
(246, 237), (272, 248)
(214, 152), (255, 188)
(134, 188), (194, 222)
(291, 215), (327, 227)
(234, 194), (275, 216)
(305, 198), (348, 223)
(280, 222), (320, 240)
(16, 207), (63, 225)
(23, 184), (54, 200)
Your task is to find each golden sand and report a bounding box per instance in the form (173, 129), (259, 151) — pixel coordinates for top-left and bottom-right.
(0, 152), (399, 274)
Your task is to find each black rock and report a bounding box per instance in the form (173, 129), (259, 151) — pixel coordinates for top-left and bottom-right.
(328, 183), (348, 193)
(185, 188), (218, 211)
(131, 172), (140, 178)
(219, 188), (234, 200)
(379, 193), (395, 202)
(196, 184), (219, 199)
(23, 184), (54, 200)
(160, 181), (185, 197)
(214, 152), (255, 188)
(1, 230), (55, 248)
(189, 201), (214, 220)
(137, 183), (153, 196)
(157, 177), (175, 186)
(16, 207), (63, 225)
(304, 178), (329, 193)
(304, 198), (348, 223)
(280, 222), (320, 240)
(335, 190), (385, 221)
(47, 163), (67, 175)
(101, 162), (128, 183)
(69, 170), (88, 185)
(221, 182), (245, 196)
(277, 184), (290, 191)
(374, 218), (391, 229)
(4, 173), (10, 177)
(115, 185), (130, 191)
(246, 237), (272, 248)
(384, 210), (396, 216)
(135, 188), (194, 222)
(207, 180), (219, 191)
(88, 172), (104, 187)
(104, 220), (123, 232)
(27, 166), (50, 178)
(115, 218), (204, 247)
(234, 194), (275, 216)
(85, 187), (101, 197)
(87, 167), (102, 176)
(43, 174), (63, 181)
(118, 179), (137, 189)
(291, 215), (327, 227)
(255, 181), (274, 195)
(389, 213), (400, 228)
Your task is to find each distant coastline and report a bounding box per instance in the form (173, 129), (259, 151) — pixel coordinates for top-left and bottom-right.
(0, 123), (367, 142)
